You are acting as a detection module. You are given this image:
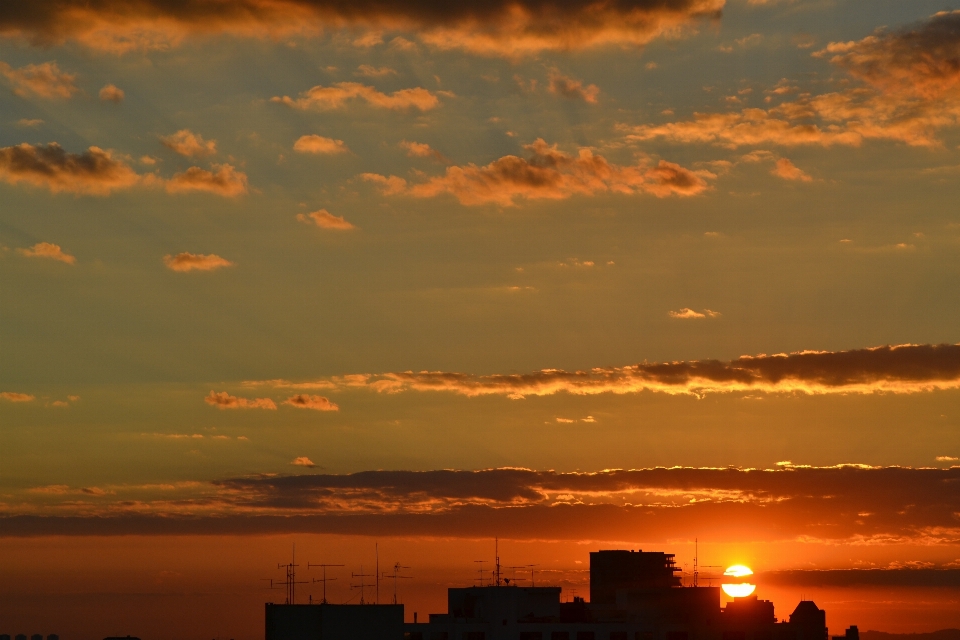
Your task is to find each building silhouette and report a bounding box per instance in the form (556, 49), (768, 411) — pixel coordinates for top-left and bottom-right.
(264, 548), (854, 640)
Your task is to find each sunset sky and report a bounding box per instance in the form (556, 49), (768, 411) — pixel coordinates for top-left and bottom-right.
(2, 0), (960, 637)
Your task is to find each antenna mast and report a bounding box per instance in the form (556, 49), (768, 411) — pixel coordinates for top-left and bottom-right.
(264, 544), (308, 604)
(351, 565), (376, 605)
(474, 560), (488, 586)
(382, 562), (412, 604)
(495, 538), (501, 587)
(308, 562), (345, 604)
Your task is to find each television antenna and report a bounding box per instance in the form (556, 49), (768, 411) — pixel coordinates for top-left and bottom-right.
(474, 560), (488, 586)
(308, 562), (344, 604)
(382, 562), (412, 604)
(505, 565), (539, 587)
(351, 566), (376, 604)
(693, 538), (721, 587)
(263, 544), (308, 604)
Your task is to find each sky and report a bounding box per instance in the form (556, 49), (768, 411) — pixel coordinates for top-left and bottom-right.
(2, 0), (960, 637)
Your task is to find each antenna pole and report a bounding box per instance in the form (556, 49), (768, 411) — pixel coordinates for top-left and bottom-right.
(308, 562), (345, 604)
(694, 538), (698, 588)
(376, 543), (380, 605)
(495, 538), (501, 587)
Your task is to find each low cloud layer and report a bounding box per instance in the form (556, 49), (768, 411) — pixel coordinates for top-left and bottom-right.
(0, 0), (725, 56)
(249, 343), (960, 398)
(363, 139), (711, 206)
(3, 466), (958, 547)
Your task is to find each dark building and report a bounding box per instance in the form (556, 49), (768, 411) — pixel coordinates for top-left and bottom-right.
(265, 603), (403, 640)
(590, 551), (681, 605)
(16, 635), (26, 640)
(264, 548), (848, 640)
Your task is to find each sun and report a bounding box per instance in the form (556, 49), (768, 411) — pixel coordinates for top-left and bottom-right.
(721, 564), (756, 597)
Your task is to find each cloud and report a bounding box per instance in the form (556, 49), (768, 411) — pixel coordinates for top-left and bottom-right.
(204, 391), (276, 410)
(362, 139), (711, 206)
(283, 394), (339, 411)
(4, 466), (959, 547)
(16, 118), (43, 127)
(0, 392), (35, 402)
(165, 164), (248, 196)
(548, 71), (599, 104)
(160, 130), (216, 157)
(669, 308), (720, 319)
(163, 252), (233, 272)
(399, 140), (447, 162)
(771, 157), (812, 181)
(98, 83), (124, 102)
(292, 456), (316, 467)
(296, 209), (355, 230)
(248, 343), (960, 399)
(626, 11), (960, 149)
(0, 61), (77, 98)
(17, 242), (76, 264)
(0, 0), (726, 57)
(293, 134), (348, 155)
(760, 569), (960, 588)
(355, 64), (396, 77)
(0, 143), (140, 195)
(936, 456), (958, 462)
(272, 82), (440, 111)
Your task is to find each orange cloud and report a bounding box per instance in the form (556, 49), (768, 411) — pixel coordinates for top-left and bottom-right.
(272, 82), (440, 111)
(160, 130), (217, 157)
(399, 140), (447, 162)
(296, 209), (355, 230)
(291, 456), (316, 467)
(98, 83), (124, 102)
(293, 134), (348, 154)
(0, 0), (725, 57)
(165, 164), (248, 196)
(283, 394), (339, 411)
(627, 12), (960, 149)
(0, 61), (77, 98)
(163, 253), (233, 272)
(363, 139), (711, 206)
(0, 391), (35, 402)
(772, 158), (812, 182)
(0, 143), (140, 195)
(17, 242), (76, 264)
(251, 343), (960, 399)
(669, 308), (720, 319)
(204, 391), (276, 410)
(548, 71), (599, 104)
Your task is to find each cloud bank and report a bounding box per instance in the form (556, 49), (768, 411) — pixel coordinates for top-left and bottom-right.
(0, 0), (726, 56)
(248, 343), (960, 398)
(3, 466), (959, 547)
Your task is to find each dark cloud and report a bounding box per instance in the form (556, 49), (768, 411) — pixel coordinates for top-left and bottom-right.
(3, 467), (958, 545)
(0, 0), (725, 55)
(251, 343), (960, 397)
(760, 569), (960, 588)
(0, 143), (140, 195)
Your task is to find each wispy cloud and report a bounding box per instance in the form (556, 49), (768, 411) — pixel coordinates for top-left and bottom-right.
(272, 82), (440, 111)
(355, 64), (396, 77)
(247, 343), (960, 398)
(296, 209), (356, 230)
(771, 157), (812, 181)
(163, 253), (234, 272)
(160, 130), (217, 157)
(293, 134), (349, 154)
(669, 308), (720, 319)
(204, 391), (276, 410)
(17, 242), (76, 264)
(0, 61), (77, 98)
(548, 71), (599, 104)
(399, 140), (448, 162)
(363, 139), (711, 206)
(0, 143), (140, 195)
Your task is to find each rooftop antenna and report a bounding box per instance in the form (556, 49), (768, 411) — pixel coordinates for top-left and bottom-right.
(693, 539), (721, 587)
(351, 565), (376, 605)
(376, 543), (379, 605)
(264, 543), (308, 604)
(474, 560), (488, 586)
(505, 565), (539, 587)
(382, 562), (412, 604)
(308, 562), (345, 604)
(495, 538), (502, 587)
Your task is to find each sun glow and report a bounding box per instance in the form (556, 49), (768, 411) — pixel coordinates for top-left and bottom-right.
(721, 564), (756, 597)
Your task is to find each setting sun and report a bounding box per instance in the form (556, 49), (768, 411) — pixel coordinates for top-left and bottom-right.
(721, 565), (757, 598)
